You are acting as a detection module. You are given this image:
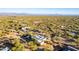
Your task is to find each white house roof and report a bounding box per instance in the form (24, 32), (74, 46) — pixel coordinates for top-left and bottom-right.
(34, 35), (46, 40)
(33, 35), (47, 43)
(1, 47), (10, 51)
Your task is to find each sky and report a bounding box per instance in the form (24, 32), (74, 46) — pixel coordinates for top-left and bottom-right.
(0, 8), (79, 15)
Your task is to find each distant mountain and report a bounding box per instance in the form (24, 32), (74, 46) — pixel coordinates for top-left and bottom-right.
(0, 13), (60, 16)
(0, 13), (79, 16)
(0, 13), (30, 16)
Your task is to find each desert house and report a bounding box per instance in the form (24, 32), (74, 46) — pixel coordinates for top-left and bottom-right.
(32, 34), (47, 45)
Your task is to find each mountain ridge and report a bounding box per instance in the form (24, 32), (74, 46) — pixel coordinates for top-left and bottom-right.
(0, 13), (79, 16)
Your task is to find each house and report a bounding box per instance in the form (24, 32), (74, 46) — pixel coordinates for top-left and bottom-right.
(71, 32), (76, 36)
(61, 25), (65, 30)
(21, 26), (31, 32)
(0, 47), (10, 51)
(33, 21), (41, 25)
(67, 46), (79, 51)
(61, 26), (64, 28)
(21, 34), (32, 42)
(32, 34), (47, 44)
(0, 41), (11, 51)
(0, 37), (14, 51)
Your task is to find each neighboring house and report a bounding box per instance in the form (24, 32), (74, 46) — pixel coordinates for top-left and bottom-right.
(0, 37), (14, 51)
(71, 32), (76, 36)
(33, 21), (41, 25)
(59, 46), (79, 51)
(20, 33), (47, 45)
(0, 47), (10, 51)
(21, 34), (32, 42)
(32, 34), (47, 44)
(61, 25), (65, 29)
(67, 46), (79, 51)
(21, 27), (30, 32)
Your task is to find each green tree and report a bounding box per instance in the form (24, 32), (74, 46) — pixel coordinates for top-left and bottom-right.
(11, 38), (26, 51)
(28, 41), (37, 51)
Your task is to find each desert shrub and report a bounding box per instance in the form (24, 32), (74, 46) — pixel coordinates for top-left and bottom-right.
(11, 38), (25, 51)
(28, 41), (37, 51)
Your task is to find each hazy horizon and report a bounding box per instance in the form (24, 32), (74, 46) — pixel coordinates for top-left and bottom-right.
(0, 8), (79, 15)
